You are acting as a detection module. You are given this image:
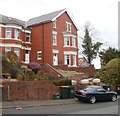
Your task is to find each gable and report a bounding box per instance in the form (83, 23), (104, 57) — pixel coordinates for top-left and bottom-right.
(27, 9), (78, 30)
(52, 9), (78, 31)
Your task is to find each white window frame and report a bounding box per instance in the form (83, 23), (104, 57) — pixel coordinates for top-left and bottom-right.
(66, 22), (71, 32)
(53, 20), (57, 28)
(52, 31), (57, 46)
(26, 33), (30, 42)
(6, 27), (12, 38)
(64, 54), (70, 65)
(5, 47), (11, 53)
(14, 28), (20, 39)
(72, 37), (76, 47)
(64, 36), (70, 46)
(72, 55), (76, 66)
(14, 47), (20, 57)
(37, 51), (42, 60)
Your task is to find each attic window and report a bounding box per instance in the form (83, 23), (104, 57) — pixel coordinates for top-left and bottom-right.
(66, 22), (71, 32)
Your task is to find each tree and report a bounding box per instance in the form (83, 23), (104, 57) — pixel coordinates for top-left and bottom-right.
(99, 47), (120, 65)
(81, 23), (103, 64)
(2, 54), (20, 78)
(97, 58), (120, 85)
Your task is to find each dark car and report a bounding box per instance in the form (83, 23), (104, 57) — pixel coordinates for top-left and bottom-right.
(74, 85), (118, 104)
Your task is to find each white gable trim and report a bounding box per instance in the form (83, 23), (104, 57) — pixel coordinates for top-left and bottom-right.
(52, 9), (66, 22)
(52, 9), (79, 30)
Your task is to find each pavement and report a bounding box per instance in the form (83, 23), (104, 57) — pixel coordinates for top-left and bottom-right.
(1, 98), (79, 109)
(1, 96), (120, 109)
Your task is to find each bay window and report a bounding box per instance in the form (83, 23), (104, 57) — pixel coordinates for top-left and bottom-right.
(15, 28), (20, 39)
(5, 47), (11, 53)
(6, 27), (11, 38)
(72, 37), (76, 47)
(14, 47), (20, 57)
(64, 54), (70, 65)
(64, 37), (70, 46)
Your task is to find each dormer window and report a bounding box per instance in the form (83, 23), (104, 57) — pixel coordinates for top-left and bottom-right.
(53, 20), (57, 28)
(66, 22), (71, 32)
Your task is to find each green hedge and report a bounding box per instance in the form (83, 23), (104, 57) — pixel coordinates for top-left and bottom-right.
(53, 78), (72, 86)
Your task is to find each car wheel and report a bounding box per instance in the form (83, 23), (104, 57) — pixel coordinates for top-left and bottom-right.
(111, 95), (117, 102)
(89, 96), (96, 104)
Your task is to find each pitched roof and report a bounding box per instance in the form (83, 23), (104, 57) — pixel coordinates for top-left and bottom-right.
(27, 9), (65, 27)
(27, 9), (78, 30)
(0, 14), (26, 27)
(0, 9), (78, 30)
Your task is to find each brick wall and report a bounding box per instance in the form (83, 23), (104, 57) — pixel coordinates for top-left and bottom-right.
(54, 65), (97, 77)
(2, 81), (60, 101)
(40, 64), (65, 80)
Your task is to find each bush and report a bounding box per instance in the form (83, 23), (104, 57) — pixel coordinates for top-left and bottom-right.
(2, 55), (20, 78)
(27, 62), (41, 73)
(17, 73), (25, 81)
(53, 78), (72, 86)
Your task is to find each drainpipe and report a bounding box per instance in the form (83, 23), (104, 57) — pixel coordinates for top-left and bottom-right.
(42, 23), (44, 64)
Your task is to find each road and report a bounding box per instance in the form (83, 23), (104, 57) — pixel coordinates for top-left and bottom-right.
(2, 100), (119, 114)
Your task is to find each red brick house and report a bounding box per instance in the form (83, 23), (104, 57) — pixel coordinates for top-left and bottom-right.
(0, 15), (31, 63)
(0, 9), (79, 67)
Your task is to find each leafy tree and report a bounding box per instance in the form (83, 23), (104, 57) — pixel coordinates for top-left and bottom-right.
(81, 23), (103, 64)
(97, 58), (120, 85)
(2, 54), (20, 78)
(5, 51), (20, 64)
(99, 47), (120, 65)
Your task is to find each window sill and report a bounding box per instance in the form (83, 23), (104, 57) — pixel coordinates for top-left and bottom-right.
(37, 58), (42, 60)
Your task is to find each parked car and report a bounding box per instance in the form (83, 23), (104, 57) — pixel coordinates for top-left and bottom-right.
(74, 85), (118, 104)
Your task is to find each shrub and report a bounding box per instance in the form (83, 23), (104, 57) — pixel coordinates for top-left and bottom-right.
(17, 73), (25, 81)
(27, 62), (41, 73)
(2, 54), (20, 78)
(53, 78), (72, 86)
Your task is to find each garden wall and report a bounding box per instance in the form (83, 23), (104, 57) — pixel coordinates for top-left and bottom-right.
(54, 65), (97, 77)
(2, 81), (60, 101)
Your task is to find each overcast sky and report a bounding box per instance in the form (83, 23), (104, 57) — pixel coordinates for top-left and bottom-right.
(0, 0), (118, 49)
(0, 0), (118, 69)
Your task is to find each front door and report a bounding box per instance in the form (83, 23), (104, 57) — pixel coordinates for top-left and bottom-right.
(53, 54), (58, 66)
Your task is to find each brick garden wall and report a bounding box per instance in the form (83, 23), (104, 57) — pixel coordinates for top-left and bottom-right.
(54, 65), (97, 77)
(2, 81), (60, 101)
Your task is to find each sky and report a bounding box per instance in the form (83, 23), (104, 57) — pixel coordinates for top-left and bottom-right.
(0, 0), (118, 68)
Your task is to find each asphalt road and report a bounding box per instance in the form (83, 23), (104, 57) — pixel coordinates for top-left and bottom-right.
(2, 100), (119, 114)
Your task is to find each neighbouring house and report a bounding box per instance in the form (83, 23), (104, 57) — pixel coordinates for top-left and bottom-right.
(0, 15), (31, 63)
(0, 9), (79, 67)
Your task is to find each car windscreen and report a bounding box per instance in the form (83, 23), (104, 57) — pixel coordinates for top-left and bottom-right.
(83, 86), (105, 92)
(83, 86), (96, 92)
